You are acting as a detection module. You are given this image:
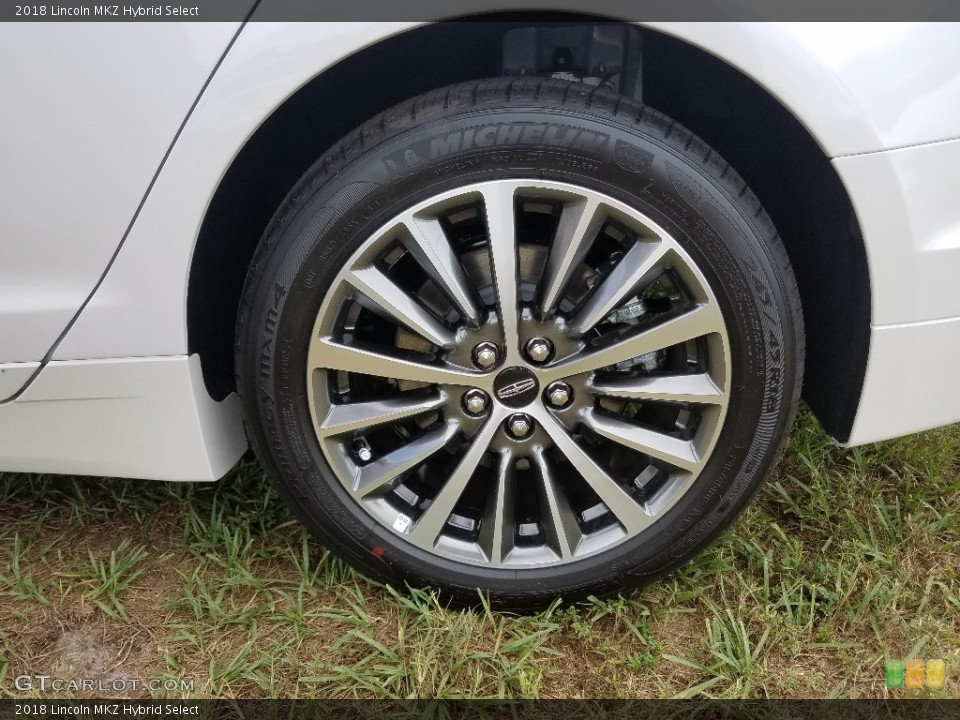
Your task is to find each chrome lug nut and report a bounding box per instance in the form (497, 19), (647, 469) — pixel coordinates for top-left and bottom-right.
(507, 413), (533, 439)
(525, 337), (553, 364)
(462, 389), (489, 416)
(356, 446), (373, 463)
(546, 381), (572, 408)
(473, 341), (500, 369)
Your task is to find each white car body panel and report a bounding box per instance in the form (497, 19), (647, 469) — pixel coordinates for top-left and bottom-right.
(0, 356), (245, 481)
(0, 23), (241, 379)
(850, 317), (960, 445)
(833, 138), (960, 325)
(651, 22), (960, 156)
(0, 20), (958, 478)
(834, 138), (960, 444)
(0, 363), (40, 399)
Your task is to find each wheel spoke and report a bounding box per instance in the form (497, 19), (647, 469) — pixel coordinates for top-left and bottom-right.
(532, 447), (583, 560)
(316, 393), (448, 439)
(346, 266), (456, 348)
(582, 408), (701, 473)
(407, 408), (507, 548)
(353, 421), (460, 498)
(538, 197), (605, 315)
(309, 337), (490, 390)
(533, 409), (654, 534)
(480, 184), (520, 360)
(540, 303), (724, 383)
(477, 450), (516, 566)
(569, 241), (670, 335)
(402, 214), (482, 326)
(590, 372), (725, 406)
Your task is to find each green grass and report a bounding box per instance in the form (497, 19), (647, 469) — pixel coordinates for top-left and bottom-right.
(0, 408), (957, 699)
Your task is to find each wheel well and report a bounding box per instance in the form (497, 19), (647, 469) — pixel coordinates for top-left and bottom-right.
(189, 18), (870, 442)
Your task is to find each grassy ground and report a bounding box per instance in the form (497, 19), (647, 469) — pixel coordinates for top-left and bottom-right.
(1, 409), (957, 700)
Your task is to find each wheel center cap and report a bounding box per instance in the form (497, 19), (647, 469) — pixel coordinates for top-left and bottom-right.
(493, 366), (539, 408)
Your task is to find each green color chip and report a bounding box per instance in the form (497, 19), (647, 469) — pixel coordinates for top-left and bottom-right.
(886, 659), (905, 688)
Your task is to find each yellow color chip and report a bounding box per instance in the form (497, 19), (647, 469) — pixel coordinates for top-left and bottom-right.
(926, 659), (946, 689)
(905, 659), (925, 688)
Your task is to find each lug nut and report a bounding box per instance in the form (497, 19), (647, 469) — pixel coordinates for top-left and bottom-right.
(356, 446), (373, 463)
(525, 337), (553, 364)
(473, 341), (500, 369)
(462, 389), (489, 416)
(507, 413), (533, 439)
(546, 381), (572, 408)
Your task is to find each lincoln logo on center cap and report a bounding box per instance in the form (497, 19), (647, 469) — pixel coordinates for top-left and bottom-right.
(492, 366), (540, 408)
(497, 379), (536, 400)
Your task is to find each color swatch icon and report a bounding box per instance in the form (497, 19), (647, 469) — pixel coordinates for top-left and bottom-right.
(886, 658), (947, 689)
(885, 659), (905, 688)
(905, 659), (925, 688)
(927, 659), (946, 689)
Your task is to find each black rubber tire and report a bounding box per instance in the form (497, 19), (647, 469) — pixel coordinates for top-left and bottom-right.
(235, 78), (804, 610)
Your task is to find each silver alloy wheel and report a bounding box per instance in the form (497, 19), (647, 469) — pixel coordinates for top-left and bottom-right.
(306, 180), (731, 568)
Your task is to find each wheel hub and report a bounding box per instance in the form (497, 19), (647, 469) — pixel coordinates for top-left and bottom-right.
(493, 366), (540, 408)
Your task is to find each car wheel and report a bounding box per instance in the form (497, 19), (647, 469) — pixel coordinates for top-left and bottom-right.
(235, 78), (804, 609)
